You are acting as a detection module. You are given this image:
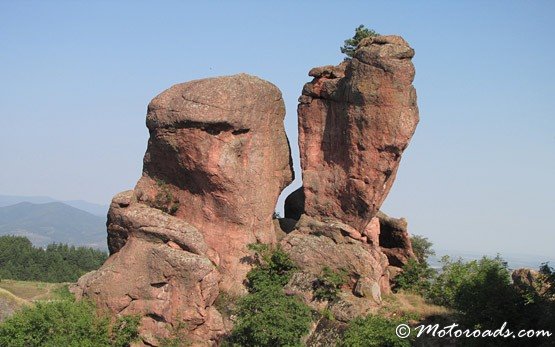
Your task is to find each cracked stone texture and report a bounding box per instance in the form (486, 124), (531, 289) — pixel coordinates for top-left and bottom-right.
(280, 214), (391, 297)
(296, 35), (419, 233)
(134, 74), (294, 295)
(73, 191), (224, 346)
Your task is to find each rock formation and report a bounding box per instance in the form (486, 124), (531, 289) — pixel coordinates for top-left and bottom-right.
(75, 74), (293, 345)
(134, 73), (293, 295)
(295, 35), (419, 233)
(75, 35), (419, 346)
(281, 35), (418, 309)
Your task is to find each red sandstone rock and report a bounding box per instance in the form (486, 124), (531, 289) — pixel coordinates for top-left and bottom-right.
(297, 35), (419, 233)
(73, 191), (224, 345)
(376, 211), (415, 268)
(134, 74), (294, 294)
(280, 214), (390, 296)
(76, 74), (294, 345)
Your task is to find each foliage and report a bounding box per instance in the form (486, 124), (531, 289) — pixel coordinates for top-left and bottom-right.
(0, 297), (139, 347)
(313, 266), (347, 301)
(229, 287), (312, 346)
(410, 235), (435, 263)
(341, 314), (411, 347)
(538, 262), (555, 297)
(340, 25), (379, 58)
(395, 235), (435, 294)
(227, 244), (312, 346)
(153, 179), (180, 215)
(452, 256), (521, 329)
(245, 243), (297, 292)
(0, 235), (107, 283)
(159, 322), (190, 347)
(394, 258), (435, 294)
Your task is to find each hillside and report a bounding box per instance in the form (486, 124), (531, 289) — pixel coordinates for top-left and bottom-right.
(0, 195), (108, 216)
(0, 202), (107, 249)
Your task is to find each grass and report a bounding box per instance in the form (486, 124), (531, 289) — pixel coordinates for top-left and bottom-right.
(0, 279), (68, 301)
(0, 287), (29, 322)
(381, 292), (452, 321)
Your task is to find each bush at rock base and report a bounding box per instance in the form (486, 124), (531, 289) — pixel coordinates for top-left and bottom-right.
(0, 295), (139, 347)
(226, 244), (312, 346)
(313, 266), (348, 302)
(341, 314), (411, 347)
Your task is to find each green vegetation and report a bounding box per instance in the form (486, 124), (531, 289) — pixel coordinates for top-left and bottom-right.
(410, 235), (435, 264)
(227, 244), (312, 346)
(430, 256), (519, 328)
(342, 314), (411, 347)
(394, 258), (434, 294)
(0, 295), (139, 347)
(244, 243), (297, 291)
(394, 235), (435, 293)
(153, 179), (180, 215)
(0, 280), (68, 301)
(0, 236), (107, 283)
(313, 266), (347, 301)
(341, 25), (379, 58)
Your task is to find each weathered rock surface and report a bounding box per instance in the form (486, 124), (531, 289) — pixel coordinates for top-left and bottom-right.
(134, 74), (294, 294)
(76, 74), (294, 345)
(280, 214), (391, 298)
(296, 35), (419, 233)
(376, 211), (415, 268)
(73, 191), (224, 345)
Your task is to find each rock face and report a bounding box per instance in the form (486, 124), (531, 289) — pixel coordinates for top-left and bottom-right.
(75, 74), (294, 345)
(76, 36), (419, 344)
(134, 73), (293, 294)
(74, 191), (224, 345)
(297, 35), (419, 233)
(281, 35), (418, 299)
(376, 211), (415, 268)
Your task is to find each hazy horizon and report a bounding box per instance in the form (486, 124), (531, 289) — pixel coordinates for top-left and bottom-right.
(1, 2), (553, 259)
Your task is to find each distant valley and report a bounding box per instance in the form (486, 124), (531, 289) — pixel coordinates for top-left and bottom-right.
(0, 195), (108, 217)
(0, 196), (108, 250)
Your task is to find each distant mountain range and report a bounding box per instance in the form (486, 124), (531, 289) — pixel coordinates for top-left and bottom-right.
(0, 195), (108, 217)
(0, 199), (107, 250)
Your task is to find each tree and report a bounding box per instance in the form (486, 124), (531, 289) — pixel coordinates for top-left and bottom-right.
(410, 235), (435, 263)
(340, 25), (379, 58)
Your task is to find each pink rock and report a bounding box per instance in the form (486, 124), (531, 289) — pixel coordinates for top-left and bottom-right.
(296, 35), (419, 233)
(134, 74), (294, 294)
(73, 192), (224, 345)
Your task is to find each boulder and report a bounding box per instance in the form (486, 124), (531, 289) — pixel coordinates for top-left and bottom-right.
(280, 214), (390, 296)
(76, 74), (295, 345)
(73, 192), (224, 345)
(296, 35), (419, 233)
(134, 74), (294, 294)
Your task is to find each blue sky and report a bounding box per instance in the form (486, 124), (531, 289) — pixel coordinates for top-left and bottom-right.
(1, 1), (553, 259)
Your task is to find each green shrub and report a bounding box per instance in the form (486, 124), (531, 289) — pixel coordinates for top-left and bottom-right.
(453, 257), (521, 329)
(246, 243), (296, 292)
(0, 298), (139, 347)
(227, 244), (312, 346)
(342, 315), (411, 347)
(313, 267), (347, 301)
(426, 255), (477, 307)
(394, 258), (435, 294)
(340, 25), (379, 58)
(229, 287), (312, 346)
(153, 179), (180, 215)
(410, 235), (435, 263)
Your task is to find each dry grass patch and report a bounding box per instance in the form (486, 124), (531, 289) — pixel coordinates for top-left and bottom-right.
(381, 291), (452, 321)
(0, 279), (67, 301)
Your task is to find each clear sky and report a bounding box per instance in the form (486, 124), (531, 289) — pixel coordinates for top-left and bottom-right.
(1, 1), (553, 259)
